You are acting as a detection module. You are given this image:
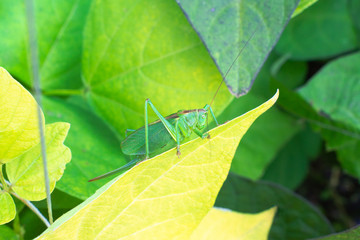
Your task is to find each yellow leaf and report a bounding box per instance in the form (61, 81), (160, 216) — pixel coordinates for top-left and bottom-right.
(0, 191), (15, 225)
(292, 0), (318, 18)
(190, 207), (276, 240)
(0, 67), (44, 164)
(37, 90), (279, 240)
(6, 123), (71, 201)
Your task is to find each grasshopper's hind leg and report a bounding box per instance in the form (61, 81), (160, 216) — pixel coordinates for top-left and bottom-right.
(175, 120), (181, 157)
(144, 99), (178, 159)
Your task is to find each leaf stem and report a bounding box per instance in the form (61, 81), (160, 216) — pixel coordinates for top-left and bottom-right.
(25, 0), (53, 224)
(10, 191), (51, 227)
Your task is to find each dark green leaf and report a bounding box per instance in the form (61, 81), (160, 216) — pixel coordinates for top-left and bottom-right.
(0, 225), (18, 240)
(177, 0), (299, 96)
(314, 225), (360, 240)
(215, 173), (333, 240)
(262, 126), (322, 189)
(299, 52), (360, 178)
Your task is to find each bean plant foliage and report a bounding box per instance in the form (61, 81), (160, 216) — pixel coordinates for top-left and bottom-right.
(0, 0), (359, 239)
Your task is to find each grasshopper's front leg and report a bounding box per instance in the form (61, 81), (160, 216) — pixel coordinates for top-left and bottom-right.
(144, 99), (178, 159)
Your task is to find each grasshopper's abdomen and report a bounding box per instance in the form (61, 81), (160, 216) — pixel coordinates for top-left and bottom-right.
(121, 118), (180, 157)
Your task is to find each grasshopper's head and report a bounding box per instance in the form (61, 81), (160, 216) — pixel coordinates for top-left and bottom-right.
(196, 105), (210, 130)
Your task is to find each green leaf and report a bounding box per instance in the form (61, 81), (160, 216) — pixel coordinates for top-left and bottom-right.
(315, 226), (360, 240)
(270, 77), (360, 149)
(0, 0), (91, 89)
(82, 0), (233, 136)
(190, 207), (276, 240)
(177, 0), (299, 96)
(0, 191), (16, 225)
(0, 67), (44, 164)
(299, 52), (360, 178)
(276, 0), (358, 60)
(6, 123), (71, 201)
(299, 52), (360, 131)
(37, 91), (278, 239)
(42, 96), (127, 199)
(262, 126), (322, 189)
(292, 0), (318, 17)
(0, 225), (18, 240)
(215, 174), (333, 240)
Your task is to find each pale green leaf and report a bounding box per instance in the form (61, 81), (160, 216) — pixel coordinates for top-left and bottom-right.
(190, 207), (276, 240)
(37, 91), (278, 240)
(6, 123), (71, 201)
(0, 67), (44, 164)
(0, 191), (15, 225)
(82, 0), (232, 136)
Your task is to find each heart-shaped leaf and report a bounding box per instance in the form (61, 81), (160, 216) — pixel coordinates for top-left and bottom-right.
(82, 0), (233, 136)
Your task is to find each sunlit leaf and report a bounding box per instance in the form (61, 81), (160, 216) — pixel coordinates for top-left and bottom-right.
(0, 67), (44, 164)
(292, 0), (318, 17)
(37, 91), (278, 239)
(82, 0), (233, 136)
(0, 192), (15, 225)
(190, 207), (276, 240)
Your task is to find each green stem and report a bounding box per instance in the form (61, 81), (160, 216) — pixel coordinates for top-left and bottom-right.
(42, 88), (84, 96)
(25, 0), (53, 225)
(0, 164), (9, 191)
(10, 190), (50, 227)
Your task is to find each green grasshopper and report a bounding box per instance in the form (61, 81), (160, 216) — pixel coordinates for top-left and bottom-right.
(89, 29), (258, 182)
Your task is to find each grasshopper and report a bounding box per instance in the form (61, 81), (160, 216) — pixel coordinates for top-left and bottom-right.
(89, 29), (258, 182)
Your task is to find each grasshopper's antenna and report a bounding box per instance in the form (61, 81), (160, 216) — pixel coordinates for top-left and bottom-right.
(210, 26), (259, 107)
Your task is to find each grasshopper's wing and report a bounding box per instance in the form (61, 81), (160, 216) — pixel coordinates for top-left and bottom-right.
(121, 118), (178, 156)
